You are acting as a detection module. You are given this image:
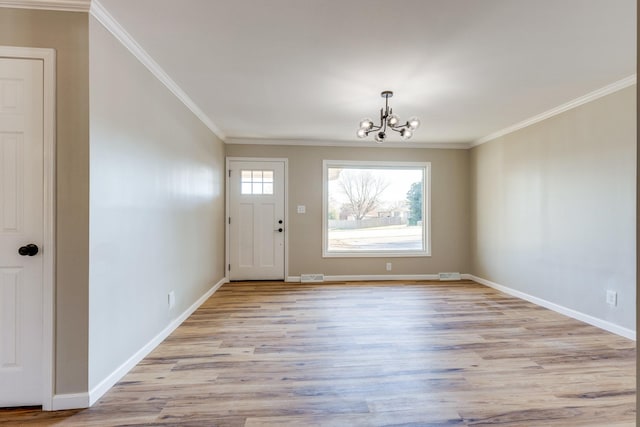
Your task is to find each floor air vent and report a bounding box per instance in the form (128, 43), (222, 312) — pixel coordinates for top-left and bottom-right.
(300, 274), (324, 283)
(438, 272), (461, 281)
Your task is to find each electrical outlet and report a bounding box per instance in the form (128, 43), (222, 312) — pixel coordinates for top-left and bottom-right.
(168, 291), (176, 309)
(606, 290), (617, 307)
(386, 262), (392, 271)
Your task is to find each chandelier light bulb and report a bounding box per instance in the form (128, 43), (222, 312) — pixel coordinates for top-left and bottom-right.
(401, 128), (413, 140)
(387, 114), (400, 127)
(359, 118), (373, 130)
(356, 128), (367, 138)
(374, 131), (386, 143)
(408, 116), (421, 130)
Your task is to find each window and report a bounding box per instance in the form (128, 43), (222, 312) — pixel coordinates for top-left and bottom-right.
(323, 160), (430, 257)
(241, 169), (274, 195)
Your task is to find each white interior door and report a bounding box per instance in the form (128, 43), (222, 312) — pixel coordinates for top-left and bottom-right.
(0, 57), (44, 406)
(228, 159), (285, 280)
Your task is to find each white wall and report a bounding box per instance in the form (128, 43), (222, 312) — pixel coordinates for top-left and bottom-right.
(470, 85), (636, 332)
(88, 17), (226, 390)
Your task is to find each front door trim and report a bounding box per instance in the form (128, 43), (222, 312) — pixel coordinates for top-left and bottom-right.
(0, 46), (56, 410)
(225, 157), (288, 281)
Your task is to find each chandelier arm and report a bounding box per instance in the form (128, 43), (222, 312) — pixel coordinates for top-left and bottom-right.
(389, 122), (409, 130)
(366, 124), (382, 134)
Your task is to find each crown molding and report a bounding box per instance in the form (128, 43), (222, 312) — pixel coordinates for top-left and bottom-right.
(225, 137), (471, 150)
(0, 0), (90, 11)
(472, 74), (637, 147)
(89, 0), (226, 141)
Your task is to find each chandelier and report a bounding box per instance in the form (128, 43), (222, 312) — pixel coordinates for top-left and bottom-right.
(357, 91), (420, 143)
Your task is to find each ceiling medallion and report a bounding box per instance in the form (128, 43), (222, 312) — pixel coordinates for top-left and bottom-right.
(357, 91), (420, 143)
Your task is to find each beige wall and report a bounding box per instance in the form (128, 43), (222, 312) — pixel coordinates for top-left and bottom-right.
(636, 13), (639, 419)
(88, 17), (226, 389)
(226, 144), (470, 276)
(0, 8), (89, 394)
(470, 85), (636, 330)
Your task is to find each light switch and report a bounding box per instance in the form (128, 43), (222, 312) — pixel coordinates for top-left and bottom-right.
(297, 205), (306, 214)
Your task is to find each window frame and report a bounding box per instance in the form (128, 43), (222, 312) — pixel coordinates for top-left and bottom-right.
(322, 160), (431, 258)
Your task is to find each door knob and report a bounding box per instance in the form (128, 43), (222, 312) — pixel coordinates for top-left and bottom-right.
(18, 244), (39, 256)
(278, 228), (283, 232)
(278, 220), (283, 224)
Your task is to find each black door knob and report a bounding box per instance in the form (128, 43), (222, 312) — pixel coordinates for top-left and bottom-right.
(278, 228), (283, 232)
(18, 244), (39, 256)
(278, 220), (283, 224)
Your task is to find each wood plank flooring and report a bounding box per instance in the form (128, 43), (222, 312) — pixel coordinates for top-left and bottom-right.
(1, 280), (635, 426)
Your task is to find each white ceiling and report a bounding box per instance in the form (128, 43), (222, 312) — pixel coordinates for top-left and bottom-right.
(95, 0), (636, 146)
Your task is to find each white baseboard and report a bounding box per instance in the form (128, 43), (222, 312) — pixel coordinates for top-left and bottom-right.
(287, 274), (440, 282)
(87, 277), (228, 407)
(51, 392), (90, 411)
(467, 274), (636, 341)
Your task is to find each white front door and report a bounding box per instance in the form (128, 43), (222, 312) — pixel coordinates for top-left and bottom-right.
(228, 159), (286, 280)
(0, 57), (44, 406)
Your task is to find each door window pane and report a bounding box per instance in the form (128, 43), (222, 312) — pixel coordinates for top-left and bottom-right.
(241, 169), (274, 195)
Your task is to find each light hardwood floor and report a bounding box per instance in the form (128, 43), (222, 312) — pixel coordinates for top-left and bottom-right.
(1, 280), (636, 426)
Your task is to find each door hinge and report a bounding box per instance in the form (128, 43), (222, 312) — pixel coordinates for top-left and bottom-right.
(228, 264), (231, 271)
(228, 169), (231, 177)
(228, 217), (231, 224)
